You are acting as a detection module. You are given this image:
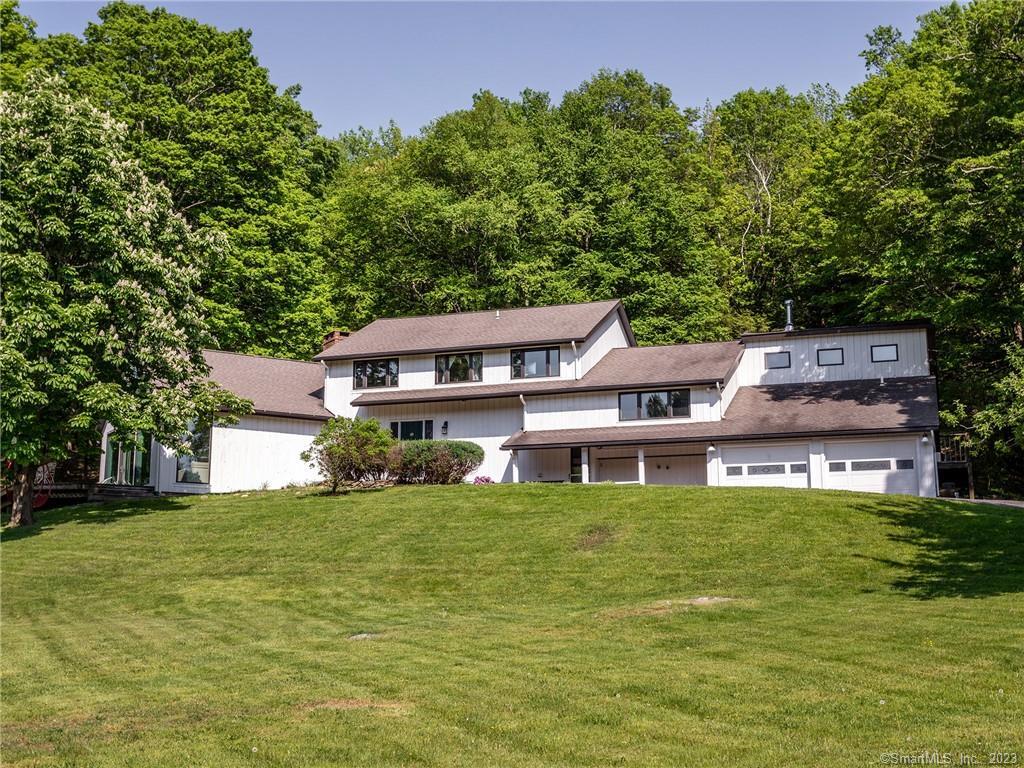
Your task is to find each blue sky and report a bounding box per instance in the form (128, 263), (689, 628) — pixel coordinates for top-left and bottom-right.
(26, 1), (943, 137)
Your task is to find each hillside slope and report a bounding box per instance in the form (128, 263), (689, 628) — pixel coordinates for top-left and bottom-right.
(2, 486), (1022, 766)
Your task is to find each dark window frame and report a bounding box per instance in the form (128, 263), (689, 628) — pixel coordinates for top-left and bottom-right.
(790, 463), (808, 474)
(871, 344), (900, 363)
(352, 357), (399, 390)
(511, 346), (561, 379)
(725, 466), (743, 477)
(618, 389), (692, 421)
(435, 351), (484, 385)
(816, 347), (845, 367)
(828, 461), (847, 472)
(895, 459), (915, 470)
(389, 419), (434, 441)
(765, 351), (791, 370)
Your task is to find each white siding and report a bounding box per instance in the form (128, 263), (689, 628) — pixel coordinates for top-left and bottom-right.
(518, 448), (571, 483)
(524, 385), (721, 431)
(577, 310), (631, 376)
(735, 329), (930, 387)
(360, 398), (523, 483)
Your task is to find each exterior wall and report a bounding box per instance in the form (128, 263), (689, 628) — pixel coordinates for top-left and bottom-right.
(577, 310), (631, 376)
(360, 398), (524, 482)
(734, 329), (930, 387)
(149, 415), (323, 495)
(518, 448), (571, 483)
(523, 385), (722, 432)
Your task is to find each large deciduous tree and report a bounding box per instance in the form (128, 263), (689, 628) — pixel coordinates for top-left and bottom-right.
(1, 74), (250, 526)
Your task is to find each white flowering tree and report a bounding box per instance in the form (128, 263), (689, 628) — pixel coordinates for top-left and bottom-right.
(1, 73), (251, 526)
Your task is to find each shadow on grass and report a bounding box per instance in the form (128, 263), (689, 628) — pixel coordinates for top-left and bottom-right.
(0, 498), (185, 544)
(856, 496), (1024, 599)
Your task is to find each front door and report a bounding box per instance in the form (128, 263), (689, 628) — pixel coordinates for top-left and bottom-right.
(102, 432), (151, 486)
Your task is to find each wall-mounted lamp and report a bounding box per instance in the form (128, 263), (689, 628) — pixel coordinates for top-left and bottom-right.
(441, 420), (449, 436)
(707, 443), (717, 453)
(921, 433), (929, 444)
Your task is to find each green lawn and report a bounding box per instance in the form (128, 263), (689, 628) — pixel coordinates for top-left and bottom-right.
(2, 485), (1022, 766)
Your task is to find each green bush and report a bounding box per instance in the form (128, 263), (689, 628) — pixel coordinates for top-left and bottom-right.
(301, 417), (397, 492)
(395, 440), (484, 485)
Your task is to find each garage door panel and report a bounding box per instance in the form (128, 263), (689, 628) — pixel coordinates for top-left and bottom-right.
(646, 455), (705, 486)
(824, 440), (917, 495)
(720, 443), (810, 488)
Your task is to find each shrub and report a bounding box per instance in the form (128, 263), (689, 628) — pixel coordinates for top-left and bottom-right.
(301, 417), (397, 492)
(395, 440), (484, 485)
(473, 476), (494, 485)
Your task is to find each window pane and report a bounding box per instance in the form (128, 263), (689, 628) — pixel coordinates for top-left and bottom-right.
(790, 463), (808, 473)
(619, 393), (638, 421)
(872, 344), (899, 362)
(390, 422), (399, 438)
(436, 356), (446, 383)
(643, 392), (669, 418)
(424, 420), (433, 440)
(176, 425), (210, 483)
(524, 349), (547, 377)
(511, 350), (523, 379)
(388, 359), (399, 385)
(548, 348), (560, 374)
(471, 353), (483, 381)
(852, 460), (891, 471)
(828, 461), (846, 472)
(817, 348), (844, 366)
(400, 421), (424, 440)
(895, 459), (915, 470)
(670, 390), (690, 418)
(765, 351), (790, 369)
(725, 466), (743, 476)
(355, 359), (397, 388)
(570, 447), (582, 483)
(748, 464), (785, 475)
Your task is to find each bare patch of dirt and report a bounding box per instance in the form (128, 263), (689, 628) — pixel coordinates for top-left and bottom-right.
(601, 596), (735, 618)
(577, 524), (615, 551)
(303, 699), (408, 715)
(347, 632), (382, 641)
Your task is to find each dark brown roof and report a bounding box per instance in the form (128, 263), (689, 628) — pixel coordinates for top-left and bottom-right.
(502, 377), (939, 449)
(351, 340), (742, 406)
(314, 300), (634, 361)
(741, 319), (932, 342)
(204, 350), (332, 421)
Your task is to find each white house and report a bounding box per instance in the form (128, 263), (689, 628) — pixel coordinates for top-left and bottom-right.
(100, 299), (940, 497)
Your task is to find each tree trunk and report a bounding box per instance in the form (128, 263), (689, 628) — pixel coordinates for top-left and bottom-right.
(9, 464), (37, 527)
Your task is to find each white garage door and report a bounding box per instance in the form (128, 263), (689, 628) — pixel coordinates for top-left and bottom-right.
(720, 444), (810, 488)
(823, 440), (918, 495)
(646, 454), (706, 486)
(596, 456), (639, 483)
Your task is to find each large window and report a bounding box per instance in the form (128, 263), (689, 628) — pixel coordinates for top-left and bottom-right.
(176, 423), (210, 484)
(436, 352), (483, 384)
(618, 390), (691, 421)
(817, 347), (844, 366)
(511, 347), (560, 379)
(389, 420), (434, 441)
(353, 358), (399, 389)
(871, 344), (899, 363)
(765, 351), (791, 369)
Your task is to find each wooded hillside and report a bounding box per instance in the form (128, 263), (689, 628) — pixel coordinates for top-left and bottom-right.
(2, 0), (1020, 493)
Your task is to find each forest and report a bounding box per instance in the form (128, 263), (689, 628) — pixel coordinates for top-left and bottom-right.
(2, 0), (1021, 493)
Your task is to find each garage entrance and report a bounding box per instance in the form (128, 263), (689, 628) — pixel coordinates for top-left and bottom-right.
(822, 439), (918, 495)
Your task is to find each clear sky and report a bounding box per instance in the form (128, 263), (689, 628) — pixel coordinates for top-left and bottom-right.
(25, 1), (943, 137)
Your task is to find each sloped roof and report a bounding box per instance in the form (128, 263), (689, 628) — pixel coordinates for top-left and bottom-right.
(351, 340), (742, 406)
(502, 377), (939, 449)
(314, 300), (633, 361)
(204, 350), (331, 421)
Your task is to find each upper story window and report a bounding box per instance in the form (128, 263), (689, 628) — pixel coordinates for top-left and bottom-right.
(619, 390), (691, 421)
(353, 358), (399, 389)
(511, 347), (560, 379)
(765, 351), (791, 369)
(436, 352), (483, 384)
(817, 347), (844, 366)
(871, 344), (899, 363)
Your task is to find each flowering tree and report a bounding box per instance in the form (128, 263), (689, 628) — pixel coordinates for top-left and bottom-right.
(1, 73), (250, 526)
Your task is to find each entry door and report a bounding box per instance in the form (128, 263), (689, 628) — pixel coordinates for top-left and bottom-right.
(102, 432), (151, 486)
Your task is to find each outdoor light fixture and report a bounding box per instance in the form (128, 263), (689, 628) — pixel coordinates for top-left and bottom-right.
(707, 443), (717, 453)
(921, 433), (930, 444)
(441, 420), (449, 436)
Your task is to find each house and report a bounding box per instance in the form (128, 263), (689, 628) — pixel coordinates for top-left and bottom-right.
(99, 299), (940, 496)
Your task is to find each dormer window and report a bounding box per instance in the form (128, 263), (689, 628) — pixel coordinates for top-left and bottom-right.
(511, 347), (560, 379)
(353, 358), (399, 389)
(436, 352), (483, 384)
(817, 348), (844, 367)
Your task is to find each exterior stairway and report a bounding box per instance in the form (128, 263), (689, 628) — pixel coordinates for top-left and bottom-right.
(89, 484), (158, 502)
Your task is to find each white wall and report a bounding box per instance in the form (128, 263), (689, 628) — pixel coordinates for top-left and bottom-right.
(204, 416), (324, 493)
(360, 398), (524, 482)
(524, 385), (722, 431)
(577, 310), (631, 376)
(735, 329), (930, 387)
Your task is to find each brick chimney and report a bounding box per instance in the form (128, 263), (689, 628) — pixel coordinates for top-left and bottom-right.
(321, 329), (350, 352)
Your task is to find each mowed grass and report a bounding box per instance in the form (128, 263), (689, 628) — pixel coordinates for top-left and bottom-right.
(2, 485), (1022, 767)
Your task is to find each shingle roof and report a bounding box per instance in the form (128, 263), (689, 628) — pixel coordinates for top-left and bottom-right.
(314, 300), (633, 361)
(204, 350), (332, 421)
(741, 319), (932, 342)
(351, 340), (742, 406)
(502, 377), (939, 449)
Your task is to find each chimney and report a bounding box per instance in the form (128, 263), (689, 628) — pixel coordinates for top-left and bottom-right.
(783, 299), (795, 332)
(321, 329), (350, 352)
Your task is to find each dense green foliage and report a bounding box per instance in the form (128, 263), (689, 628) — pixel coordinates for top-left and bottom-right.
(2, 485), (1022, 764)
(0, 73), (250, 524)
(301, 417), (396, 491)
(4, 0), (1021, 491)
(395, 440), (485, 484)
